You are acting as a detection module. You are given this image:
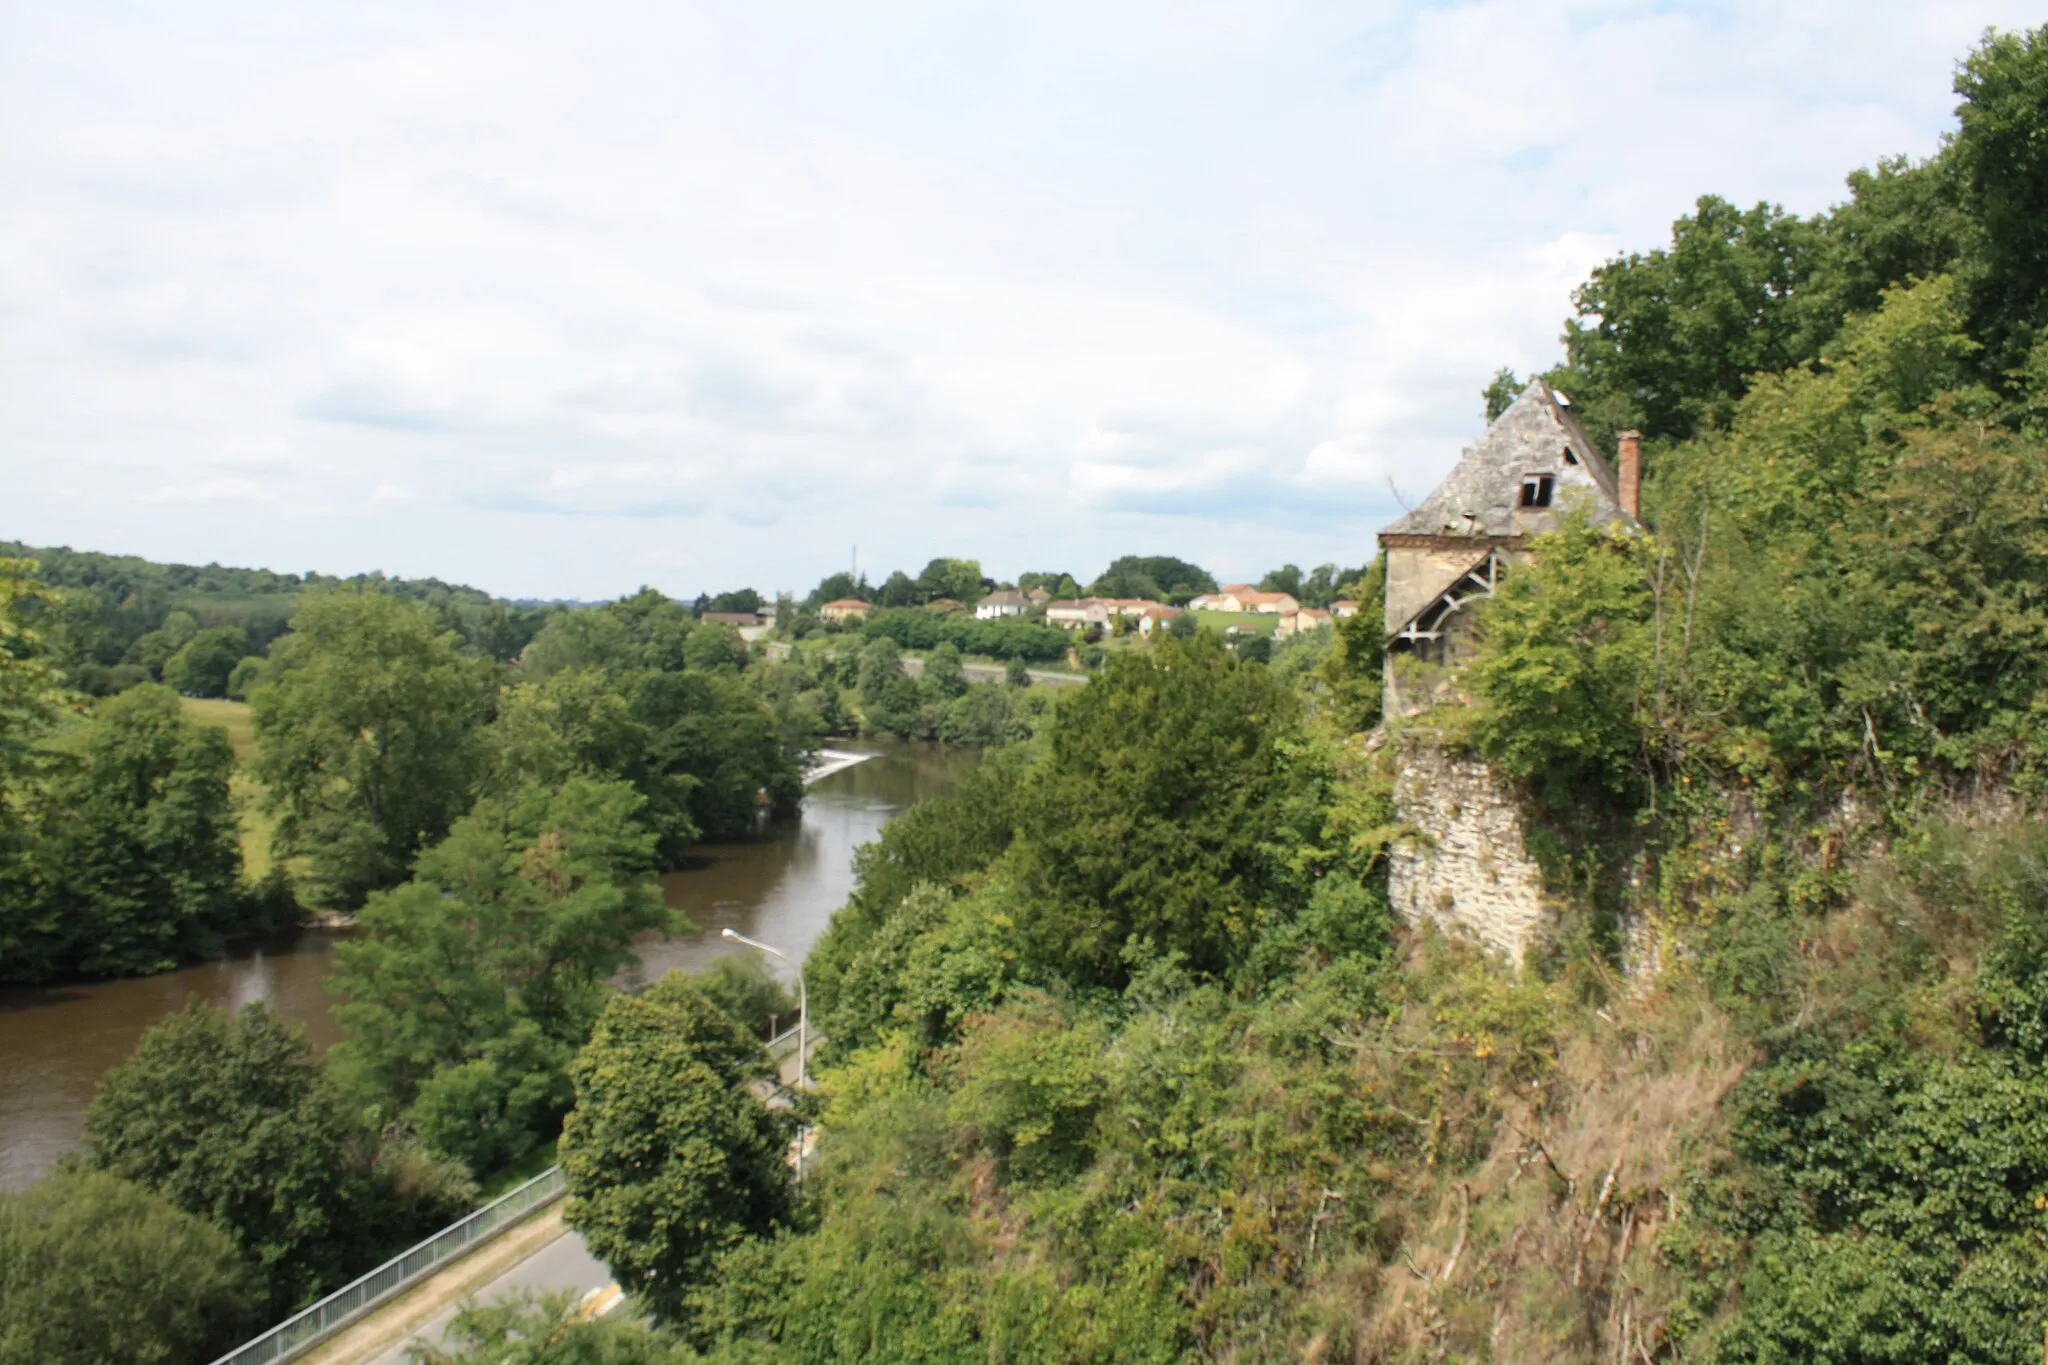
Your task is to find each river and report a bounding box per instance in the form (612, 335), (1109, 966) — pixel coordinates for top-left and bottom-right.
(0, 739), (978, 1191)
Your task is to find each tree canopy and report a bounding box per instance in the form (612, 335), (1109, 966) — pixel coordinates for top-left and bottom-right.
(559, 973), (794, 1323)
(0, 1169), (258, 1365)
(253, 591), (492, 905)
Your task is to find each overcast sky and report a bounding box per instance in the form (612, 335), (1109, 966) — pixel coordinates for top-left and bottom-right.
(1, 2), (2035, 601)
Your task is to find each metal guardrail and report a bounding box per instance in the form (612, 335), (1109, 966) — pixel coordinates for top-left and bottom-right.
(208, 1166), (567, 1365)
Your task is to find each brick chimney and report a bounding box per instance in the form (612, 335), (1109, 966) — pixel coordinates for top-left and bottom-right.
(1616, 430), (1642, 521)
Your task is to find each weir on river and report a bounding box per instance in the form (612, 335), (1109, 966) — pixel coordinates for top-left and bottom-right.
(0, 739), (979, 1191)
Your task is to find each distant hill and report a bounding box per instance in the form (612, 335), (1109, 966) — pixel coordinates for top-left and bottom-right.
(4, 540), (551, 689)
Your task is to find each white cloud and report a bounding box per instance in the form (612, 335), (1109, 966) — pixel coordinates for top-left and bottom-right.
(146, 477), (274, 504)
(2, 0), (2039, 596)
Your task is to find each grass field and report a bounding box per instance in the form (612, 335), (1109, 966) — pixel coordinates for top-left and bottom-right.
(1189, 609), (1281, 636)
(179, 696), (258, 762)
(179, 697), (276, 877)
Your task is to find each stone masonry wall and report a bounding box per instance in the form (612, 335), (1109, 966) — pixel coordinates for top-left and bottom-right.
(1389, 740), (1550, 964)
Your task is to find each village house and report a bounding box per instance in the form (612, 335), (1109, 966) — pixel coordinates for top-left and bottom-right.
(1376, 379), (1642, 965)
(1134, 604), (1182, 636)
(1380, 379), (1638, 689)
(975, 589), (1028, 620)
(1044, 597), (1169, 631)
(1329, 599), (1359, 619)
(699, 611), (763, 629)
(1024, 586), (1053, 607)
(1191, 584), (1300, 615)
(819, 598), (873, 624)
(1044, 599), (1111, 631)
(1274, 607), (1331, 639)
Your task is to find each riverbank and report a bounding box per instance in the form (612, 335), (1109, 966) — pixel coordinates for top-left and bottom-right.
(0, 739), (977, 1190)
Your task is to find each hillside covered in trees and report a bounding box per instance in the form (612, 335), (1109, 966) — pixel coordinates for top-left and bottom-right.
(407, 25), (2048, 1365)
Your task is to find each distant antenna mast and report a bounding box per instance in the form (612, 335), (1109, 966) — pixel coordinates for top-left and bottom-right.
(851, 544), (858, 581)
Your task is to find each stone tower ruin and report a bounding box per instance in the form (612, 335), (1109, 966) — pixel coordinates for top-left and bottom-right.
(1376, 381), (1640, 962)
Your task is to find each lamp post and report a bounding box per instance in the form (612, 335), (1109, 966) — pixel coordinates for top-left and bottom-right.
(720, 928), (807, 1090)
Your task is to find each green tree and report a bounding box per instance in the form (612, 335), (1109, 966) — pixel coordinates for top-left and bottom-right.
(858, 636), (922, 737)
(1087, 556), (1216, 605)
(940, 684), (1013, 746)
(331, 778), (673, 1170)
(33, 684), (246, 978)
(253, 591), (490, 905)
(1314, 557), (1386, 735)
(805, 571), (869, 607)
(915, 558), (984, 605)
(922, 642), (967, 700)
(521, 610), (637, 682)
(161, 625), (248, 697)
(0, 1169), (258, 1365)
(1017, 570), (1075, 596)
(81, 1001), (382, 1308)
(690, 954), (797, 1039)
(604, 589), (696, 674)
(682, 621), (749, 674)
(0, 559), (68, 984)
(876, 570), (921, 608)
(1465, 516), (1651, 803)
(704, 587), (763, 615)
(560, 974), (794, 1323)
(1546, 195), (1827, 443)
(1953, 25), (2048, 374)
(1257, 564), (1303, 598)
(1483, 366), (1523, 421)
(226, 653), (267, 700)
(1013, 634), (1324, 984)
(125, 609), (198, 680)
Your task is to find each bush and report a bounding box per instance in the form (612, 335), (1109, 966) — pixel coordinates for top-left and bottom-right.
(861, 609), (1068, 662)
(0, 1170), (258, 1365)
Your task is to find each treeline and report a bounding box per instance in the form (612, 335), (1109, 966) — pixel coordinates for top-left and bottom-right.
(860, 608), (1069, 662)
(796, 552), (1368, 617)
(7, 540), (552, 696)
(0, 572), (810, 980)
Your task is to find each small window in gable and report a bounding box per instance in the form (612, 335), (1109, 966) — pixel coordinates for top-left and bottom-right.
(1562, 447), (1580, 466)
(1519, 474), (1554, 508)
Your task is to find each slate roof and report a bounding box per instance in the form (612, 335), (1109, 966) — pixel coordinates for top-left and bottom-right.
(1380, 380), (1630, 540)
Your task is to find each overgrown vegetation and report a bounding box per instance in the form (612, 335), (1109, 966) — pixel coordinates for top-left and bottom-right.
(448, 26), (2048, 1365)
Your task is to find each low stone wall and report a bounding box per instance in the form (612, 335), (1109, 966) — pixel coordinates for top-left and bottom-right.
(1389, 741), (1550, 964)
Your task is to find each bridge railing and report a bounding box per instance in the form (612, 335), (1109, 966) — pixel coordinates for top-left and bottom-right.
(208, 1165), (567, 1365)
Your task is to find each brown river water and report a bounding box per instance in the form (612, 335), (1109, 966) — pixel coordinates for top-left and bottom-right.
(0, 740), (979, 1191)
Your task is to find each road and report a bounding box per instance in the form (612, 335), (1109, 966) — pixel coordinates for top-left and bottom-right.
(896, 655), (1086, 687)
(370, 1230), (613, 1363)
(761, 640), (1087, 687)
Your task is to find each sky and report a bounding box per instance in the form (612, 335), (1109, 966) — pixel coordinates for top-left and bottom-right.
(1, 1), (2037, 602)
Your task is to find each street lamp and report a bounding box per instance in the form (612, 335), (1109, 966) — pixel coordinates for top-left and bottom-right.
(720, 928), (807, 1090)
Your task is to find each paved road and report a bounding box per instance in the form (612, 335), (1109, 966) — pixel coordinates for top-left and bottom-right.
(896, 655), (1086, 687)
(364, 1226), (614, 1364)
(762, 640), (1087, 687)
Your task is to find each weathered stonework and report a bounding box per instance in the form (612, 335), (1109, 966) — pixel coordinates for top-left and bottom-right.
(1389, 741), (1550, 964)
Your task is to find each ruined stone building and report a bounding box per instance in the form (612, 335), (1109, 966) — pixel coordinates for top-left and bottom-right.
(1376, 381), (1641, 962)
